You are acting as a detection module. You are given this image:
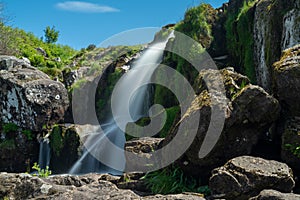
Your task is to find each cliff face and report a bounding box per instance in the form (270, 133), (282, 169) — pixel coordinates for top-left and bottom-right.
(225, 0), (299, 91)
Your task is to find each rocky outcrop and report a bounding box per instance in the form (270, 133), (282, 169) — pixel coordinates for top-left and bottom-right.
(209, 156), (295, 200)
(0, 173), (205, 200)
(273, 44), (300, 116)
(0, 56), (69, 131)
(163, 68), (280, 177)
(250, 189), (300, 200)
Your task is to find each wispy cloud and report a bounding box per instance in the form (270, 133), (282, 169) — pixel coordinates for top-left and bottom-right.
(56, 1), (120, 13)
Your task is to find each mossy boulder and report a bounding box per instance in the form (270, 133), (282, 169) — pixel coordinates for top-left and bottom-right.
(273, 44), (300, 116)
(162, 68), (279, 177)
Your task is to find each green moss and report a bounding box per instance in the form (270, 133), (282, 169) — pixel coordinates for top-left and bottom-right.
(50, 125), (64, 157)
(2, 123), (18, 134)
(225, 0), (257, 83)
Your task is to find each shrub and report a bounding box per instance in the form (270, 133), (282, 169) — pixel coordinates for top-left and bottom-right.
(32, 162), (52, 178)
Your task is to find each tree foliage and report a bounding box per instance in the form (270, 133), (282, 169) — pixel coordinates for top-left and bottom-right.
(44, 26), (59, 44)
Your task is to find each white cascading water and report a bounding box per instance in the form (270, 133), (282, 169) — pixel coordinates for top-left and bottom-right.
(69, 32), (174, 175)
(253, 7), (270, 91)
(281, 8), (300, 50)
(38, 138), (51, 169)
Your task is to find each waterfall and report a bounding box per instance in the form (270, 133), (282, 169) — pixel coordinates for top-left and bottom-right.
(38, 138), (51, 169)
(69, 32), (174, 175)
(253, 6), (271, 90)
(282, 8), (300, 50)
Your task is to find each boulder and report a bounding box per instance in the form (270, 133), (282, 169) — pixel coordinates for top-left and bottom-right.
(273, 44), (300, 116)
(163, 68), (280, 176)
(250, 189), (300, 200)
(125, 137), (164, 172)
(0, 56), (69, 131)
(209, 156), (295, 200)
(0, 173), (205, 200)
(281, 117), (300, 171)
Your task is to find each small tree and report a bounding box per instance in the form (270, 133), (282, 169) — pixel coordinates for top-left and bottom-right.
(44, 26), (59, 44)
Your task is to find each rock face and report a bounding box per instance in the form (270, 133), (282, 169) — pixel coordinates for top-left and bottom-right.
(209, 156), (295, 200)
(273, 44), (300, 116)
(273, 44), (300, 173)
(250, 189), (300, 200)
(0, 56), (69, 131)
(226, 0), (296, 91)
(0, 173), (205, 200)
(163, 68), (280, 176)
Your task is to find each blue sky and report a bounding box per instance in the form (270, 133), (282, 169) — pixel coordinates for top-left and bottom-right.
(3, 0), (225, 49)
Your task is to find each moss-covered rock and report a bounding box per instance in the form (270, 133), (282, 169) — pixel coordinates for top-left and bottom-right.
(273, 44), (300, 116)
(49, 124), (80, 173)
(162, 68), (279, 177)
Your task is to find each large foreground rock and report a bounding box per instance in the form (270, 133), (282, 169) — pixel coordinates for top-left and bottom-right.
(163, 68), (280, 176)
(209, 156), (295, 200)
(250, 189), (300, 200)
(0, 173), (205, 200)
(0, 56), (69, 131)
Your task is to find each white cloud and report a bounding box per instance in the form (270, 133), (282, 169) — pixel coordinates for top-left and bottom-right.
(56, 1), (119, 13)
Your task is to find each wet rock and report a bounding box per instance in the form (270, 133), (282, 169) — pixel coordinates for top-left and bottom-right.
(250, 189), (300, 200)
(163, 68), (280, 177)
(0, 173), (205, 200)
(48, 124), (81, 173)
(0, 56), (69, 131)
(209, 156), (295, 200)
(273, 44), (300, 116)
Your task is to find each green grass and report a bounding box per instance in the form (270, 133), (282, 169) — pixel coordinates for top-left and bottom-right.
(142, 166), (210, 196)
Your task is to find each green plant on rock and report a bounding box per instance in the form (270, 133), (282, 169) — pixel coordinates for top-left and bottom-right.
(32, 162), (51, 178)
